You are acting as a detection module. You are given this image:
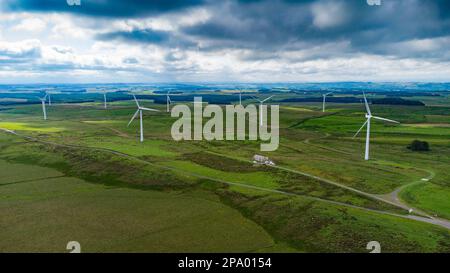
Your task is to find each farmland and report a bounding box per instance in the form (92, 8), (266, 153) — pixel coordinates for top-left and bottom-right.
(1, 90), (450, 252)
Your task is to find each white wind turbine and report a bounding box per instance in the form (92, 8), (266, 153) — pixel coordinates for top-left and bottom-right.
(166, 91), (171, 112)
(256, 96), (274, 126)
(103, 91), (107, 109)
(232, 88), (243, 106)
(238, 88), (242, 106)
(46, 92), (52, 106)
(322, 92), (333, 112)
(127, 95), (160, 142)
(353, 93), (400, 161)
(38, 94), (48, 120)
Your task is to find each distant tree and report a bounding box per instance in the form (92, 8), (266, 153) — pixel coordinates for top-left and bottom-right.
(371, 97), (425, 106)
(407, 140), (430, 151)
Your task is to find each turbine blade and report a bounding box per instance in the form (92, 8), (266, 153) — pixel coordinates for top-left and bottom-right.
(261, 95), (274, 103)
(363, 92), (371, 115)
(132, 95), (140, 108)
(250, 96), (262, 102)
(373, 116), (400, 124)
(127, 110), (139, 127)
(140, 107), (160, 112)
(353, 119), (369, 138)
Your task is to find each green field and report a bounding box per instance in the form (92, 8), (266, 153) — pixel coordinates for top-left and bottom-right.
(1, 96), (450, 252)
(0, 160), (283, 252)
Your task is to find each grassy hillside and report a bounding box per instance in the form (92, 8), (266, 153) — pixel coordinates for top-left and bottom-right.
(0, 95), (449, 252)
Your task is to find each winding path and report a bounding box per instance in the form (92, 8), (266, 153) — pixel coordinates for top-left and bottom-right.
(2, 128), (450, 230)
(298, 131), (440, 219)
(375, 170), (436, 217)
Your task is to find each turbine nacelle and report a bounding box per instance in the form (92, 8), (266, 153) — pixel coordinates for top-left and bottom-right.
(38, 94), (48, 102)
(256, 95), (274, 105)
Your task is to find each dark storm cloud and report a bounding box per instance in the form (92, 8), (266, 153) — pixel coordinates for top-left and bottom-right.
(96, 28), (197, 49)
(2, 0), (204, 17)
(3, 0), (450, 61)
(97, 29), (170, 44)
(183, 0), (450, 59)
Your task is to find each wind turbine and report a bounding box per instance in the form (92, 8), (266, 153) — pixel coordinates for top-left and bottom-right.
(38, 94), (48, 120)
(46, 92), (52, 106)
(166, 91), (171, 112)
(103, 91), (107, 109)
(353, 93), (400, 161)
(256, 96), (274, 126)
(127, 95), (159, 142)
(322, 92), (333, 112)
(237, 88), (243, 106)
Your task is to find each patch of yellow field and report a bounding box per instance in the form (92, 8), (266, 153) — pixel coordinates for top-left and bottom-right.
(0, 122), (64, 132)
(221, 89), (257, 93)
(281, 106), (314, 112)
(0, 98), (27, 102)
(130, 90), (156, 95)
(82, 120), (121, 125)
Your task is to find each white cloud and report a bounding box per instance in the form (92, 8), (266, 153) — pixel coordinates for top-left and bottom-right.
(399, 37), (449, 52)
(0, 39), (42, 58)
(13, 17), (47, 32)
(49, 15), (93, 40)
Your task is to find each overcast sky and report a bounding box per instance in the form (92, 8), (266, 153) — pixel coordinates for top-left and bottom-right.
(0, 0), (450, 83)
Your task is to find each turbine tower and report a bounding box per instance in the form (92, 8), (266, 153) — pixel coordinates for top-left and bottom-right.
(232, 88), (242, 106)
(166, 91), (171, 112)
(47, 92), (52, 106)
(256, 96), (274, 126)
(103, 92), (107, 109)
(322, 92), (333, 112)
(353, 92), (399, 160)
(127, 95), (159, 142)
(38, 94), (48, 120)
(238, 88), (242, 106)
